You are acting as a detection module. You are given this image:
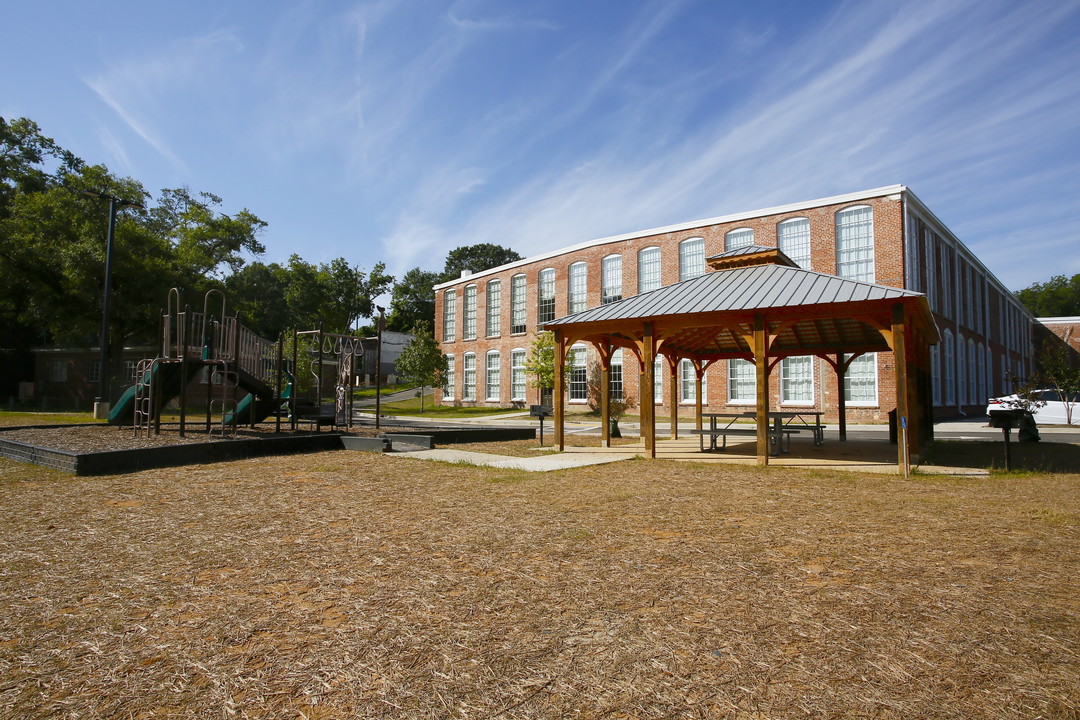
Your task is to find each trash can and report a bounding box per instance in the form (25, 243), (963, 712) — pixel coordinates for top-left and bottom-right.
(888, 409), (897, 444)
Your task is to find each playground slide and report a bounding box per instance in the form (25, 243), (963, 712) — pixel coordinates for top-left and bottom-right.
(225, 373), (293, 426)
(107, 361), (204, 426)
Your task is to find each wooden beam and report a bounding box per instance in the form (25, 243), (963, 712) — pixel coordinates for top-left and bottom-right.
(641, 322), (656, 458)
(668, 354), (679, 439)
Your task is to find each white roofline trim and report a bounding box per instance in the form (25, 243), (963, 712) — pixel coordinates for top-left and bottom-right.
(1037, 316), (1080, 323)
(434, 185), (907, 290)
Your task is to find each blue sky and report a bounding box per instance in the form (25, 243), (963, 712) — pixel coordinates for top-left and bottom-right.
(3, 0), (1079, 292)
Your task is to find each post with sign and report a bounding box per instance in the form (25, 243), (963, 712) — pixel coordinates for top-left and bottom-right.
(531, 404), (552, 445)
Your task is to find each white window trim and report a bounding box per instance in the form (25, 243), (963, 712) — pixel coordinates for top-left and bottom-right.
(510, 348), (527, 402)
(777, 217), (811, 269)
(462, 352), (476, 401)
(485, 351), (501, 402)
(568, 344), (588, 404)
(843, 353), (878, 407)
(724, 227), (755, 251)
(443, 355), (455, 401)
(727, 358), (756, 405)
(637, 246), (662, 294)
(780, 356), (815, 407)
(679, 237), (706, 282)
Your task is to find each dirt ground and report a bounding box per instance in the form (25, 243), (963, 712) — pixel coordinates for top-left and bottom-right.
(1, 442), (1078, 718)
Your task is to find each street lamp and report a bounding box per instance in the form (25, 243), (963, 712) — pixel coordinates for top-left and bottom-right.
(375, 305), (385, 430)
(83, 190), (144, 419)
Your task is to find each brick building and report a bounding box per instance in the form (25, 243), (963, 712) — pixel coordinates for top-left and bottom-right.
(434, 186), (1035, 421)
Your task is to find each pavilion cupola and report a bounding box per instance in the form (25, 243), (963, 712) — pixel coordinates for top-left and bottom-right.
(705, 245), (798, 271)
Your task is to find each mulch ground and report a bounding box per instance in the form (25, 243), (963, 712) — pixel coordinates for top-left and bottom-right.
(1, 439), (1077, 718)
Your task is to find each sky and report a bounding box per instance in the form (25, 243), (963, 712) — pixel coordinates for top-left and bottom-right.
(3, 0), (1079, 293)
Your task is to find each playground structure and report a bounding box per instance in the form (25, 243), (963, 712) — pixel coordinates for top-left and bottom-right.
(108, 289), (363, 437)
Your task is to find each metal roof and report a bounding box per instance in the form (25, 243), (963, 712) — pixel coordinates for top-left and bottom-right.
(545, 264), (922, 327)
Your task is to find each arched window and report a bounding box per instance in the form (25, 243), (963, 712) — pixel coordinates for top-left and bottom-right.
(957, 337), (966, 406)
(601, 255), (622, 304)
(537, 268), (555, 323)
(568, 262), (587, 314)
(610, 349), (623, 401)
(679, 359), (706, 403)
(728, 358), (755, 404)
(486, 279), (501, 337)
(638, 247), (661, 293)
(836, 205), (874, 282)
(568, 345), (588, 401)
(510, 274), (527, 334)
(725, 228), (754, 251)
(462, 353), (476, 401)
(777, 217), (811, 268)
(679, 237), (705, 281)
(485, 351), (501, 402)
(843, 353), (877, 405)
(442, 288), (456, 342)
(944, 330), (955, 405)
(463, 284), (477, 340)
(443, 355), (455, 401)
(967, 338), (977, 406)
(781, 356), (814, 405)
(654, 355), (664, 405)
(510, 349), (526, 401)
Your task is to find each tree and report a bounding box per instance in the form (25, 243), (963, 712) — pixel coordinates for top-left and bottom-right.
(1039, 345), (1080, 425)
(524, 331), (571, 399)
(385, 267), (440, 333)
(586, 360), (637, 436)
(225, 261), (290, 339)
(394, 326), (448, 412)
(1016, 274), (1080, 318)
(280, 255), (393, 334)
(440, 243), (521, 283)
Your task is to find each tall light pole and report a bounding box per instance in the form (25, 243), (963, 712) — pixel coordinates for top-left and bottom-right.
(84, 190), (144, 419)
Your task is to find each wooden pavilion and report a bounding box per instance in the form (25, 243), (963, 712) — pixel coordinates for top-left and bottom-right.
(542, 246), (940, 470)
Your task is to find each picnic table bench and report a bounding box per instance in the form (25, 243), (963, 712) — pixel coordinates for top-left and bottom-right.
(696, 412), (825, 456)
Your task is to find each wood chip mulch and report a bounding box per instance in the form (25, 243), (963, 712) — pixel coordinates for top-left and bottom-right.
(0, 438), (1077, 718)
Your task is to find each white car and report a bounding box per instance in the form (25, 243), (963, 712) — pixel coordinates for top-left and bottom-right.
(986, 389), (1080, 425)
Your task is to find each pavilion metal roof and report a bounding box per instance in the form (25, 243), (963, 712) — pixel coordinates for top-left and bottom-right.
(543, 262), (938, 361)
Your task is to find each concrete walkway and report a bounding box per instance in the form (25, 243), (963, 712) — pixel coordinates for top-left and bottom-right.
(401, 447), (639, 472)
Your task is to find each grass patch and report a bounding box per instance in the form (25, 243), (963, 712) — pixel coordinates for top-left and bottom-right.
(0, 410), (102, 427)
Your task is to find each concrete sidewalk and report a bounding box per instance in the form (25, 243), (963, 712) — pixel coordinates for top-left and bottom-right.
(402, 447), (639, 472)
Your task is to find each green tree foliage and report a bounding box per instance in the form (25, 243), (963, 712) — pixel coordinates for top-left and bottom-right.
(1015, 274), (1080, 317)
(386, 267), (439, 333)
(524, 331), (571, 393)
(440, 243), (521, 283)
(393, 326), (448, 412)
(0, 116), (267, 357)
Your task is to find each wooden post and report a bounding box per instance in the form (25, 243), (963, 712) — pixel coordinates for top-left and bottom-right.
(695, 362), (704, 436)
(892, 303), (910, 474)
(668, 356), (679, 440)
(754, 314), (770, 465)
(641, 322), (655, 458)
(600, 343), (611, 448)
(553, 330), (565, 451)
(835, 352), (848, 441)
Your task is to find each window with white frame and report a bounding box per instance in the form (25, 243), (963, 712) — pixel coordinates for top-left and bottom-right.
(679, 238), (705, 281)
(781, 356), (814, 405)
(443, 289), (456, 342)
(728, 358), (756, 403)
(510, 274), (526, 334)
(944, 330), (956, 405)
(538, 269), (555, 324)
(843, 353), (877, 405)
(638, 247), (661, 293)
(125, 360), (141, 383)
(568, 262), (587, 314)
(463, 353), (476, 400)
(957, 337), (967, 405)
(725, 228), (754, 251)
(610, 349), (623, 401)
(486, 351), (500, 402)
(925, 230), (937, 311)
(679, 359), (705, 403)
(568, 345), (587, 401)
(836, 205), (875, 282)
(967, 338), (976, 406)
(89, 359), (102, 384)
(654, 355), (664, 404)
(777, 218), (810, 268)
(443, 355), (455, 400)
(463, 285), (477, 340)
(511, 349), (526, 401)
(486, 280), (501, 337)
(601, 255), (622, 304)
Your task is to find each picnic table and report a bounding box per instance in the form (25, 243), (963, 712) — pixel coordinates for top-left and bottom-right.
(692, 411), (825, 456)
